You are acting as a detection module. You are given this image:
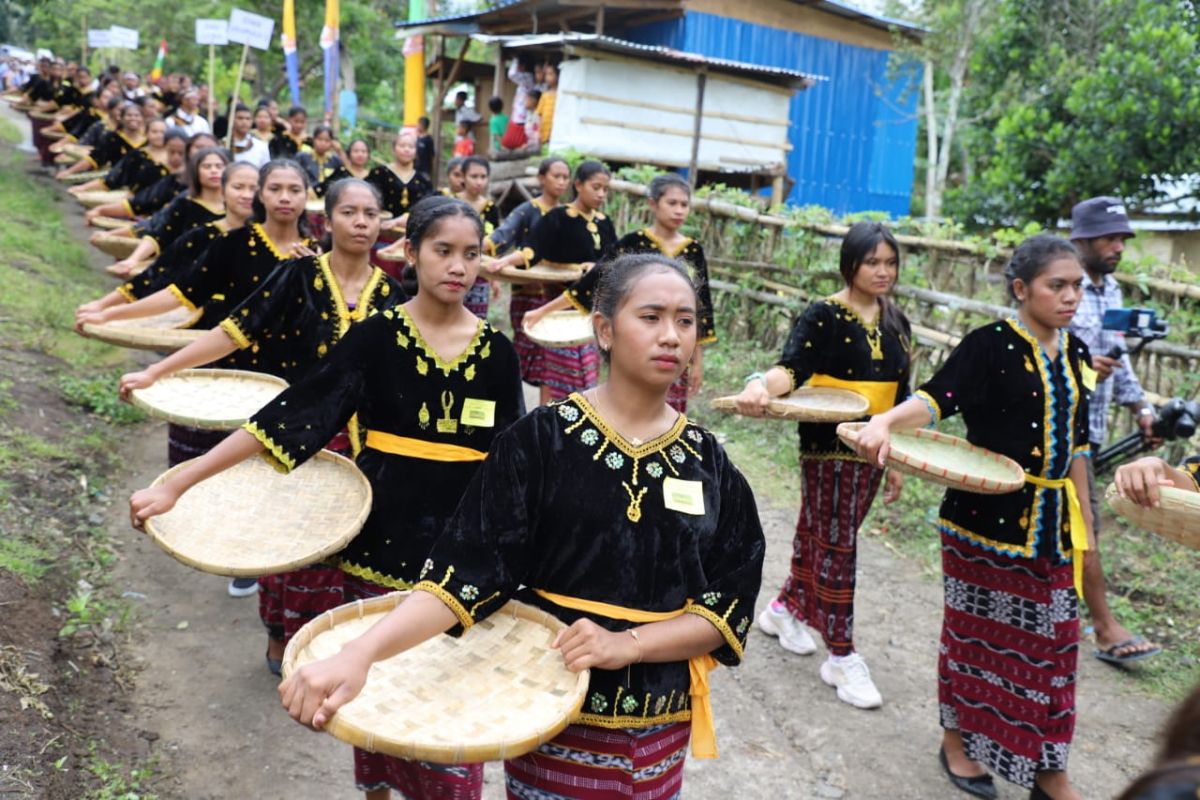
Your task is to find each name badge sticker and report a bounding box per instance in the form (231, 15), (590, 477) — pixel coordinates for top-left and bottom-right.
(662, 477), (705, 516)
(460, 398), (497, 428)
(1080, 363), (1098, 391)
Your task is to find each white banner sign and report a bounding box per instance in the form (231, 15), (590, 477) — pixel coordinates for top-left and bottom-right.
(227, 9), (275, 50)
(108, 26), (140, 50)
(195, 19), (230, 46)
(87, 29), (112, 48)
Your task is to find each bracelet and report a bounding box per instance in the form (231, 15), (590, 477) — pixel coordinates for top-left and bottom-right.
(745, 371), (769, 390)
(628, 628), (643, 664)
(1138, 405), (1155, 418)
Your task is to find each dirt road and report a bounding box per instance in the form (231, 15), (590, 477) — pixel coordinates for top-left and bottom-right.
(35, 120), (1167, 798)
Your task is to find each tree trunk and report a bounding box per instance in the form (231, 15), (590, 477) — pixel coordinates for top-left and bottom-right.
(927, 0), (986, 221)
(339, 46), (356, 92)
(923, 58), (939, 219)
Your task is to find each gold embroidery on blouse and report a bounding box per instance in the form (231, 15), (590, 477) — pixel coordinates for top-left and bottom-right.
(826, 297), (883, 360)
(436, 391), (458, 434)
(398, 306), (485, 376)
(418, 402), (431, 429)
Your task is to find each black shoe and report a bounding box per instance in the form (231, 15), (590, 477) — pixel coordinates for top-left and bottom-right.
(265, 651), (282, 677)
(1029, 783), (1053, 800)
(939, 747), (997, 799)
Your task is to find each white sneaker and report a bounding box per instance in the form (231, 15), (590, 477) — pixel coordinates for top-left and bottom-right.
(820, 653), (883, 709)
(756, 603), (817, 655)
(227, 577), (259, 598)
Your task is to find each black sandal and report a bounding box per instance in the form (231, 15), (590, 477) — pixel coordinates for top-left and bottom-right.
(265, 650), (282, 677)
(938, 747), (997, 799)
(1029, 783), (1053, 800)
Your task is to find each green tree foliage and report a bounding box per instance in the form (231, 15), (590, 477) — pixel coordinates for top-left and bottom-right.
(949, 0), (1200, 226)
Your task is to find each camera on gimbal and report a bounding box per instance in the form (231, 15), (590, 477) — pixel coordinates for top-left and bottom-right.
(1091, 307), (1195, 474)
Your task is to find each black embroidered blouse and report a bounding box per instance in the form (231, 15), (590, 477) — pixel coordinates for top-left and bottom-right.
(167, 223), (317, 325)
(485, 197), (553, 257)
(83, 130), (144, 170)
(368, 166), (433, 219)
(219, 254), (403, 381)
(775, 298), (911, 460)
(244, 308), (525, 588)
(103, 149), (168, 193)
(415, 393), (765, 730)
(915, 318), (1093, 558)
(519, 205), (618, 268)
(135, 195), (223, 255)
(118, 222), (227, 307)
(313, 164), (369, 198)
(296, 151), (343, 187)
(563, 230), (717, 346)
(127, 173), (185, 217)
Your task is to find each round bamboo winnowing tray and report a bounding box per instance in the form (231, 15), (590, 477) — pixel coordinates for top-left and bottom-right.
(523, 310), (594, 347)
(145, 450), (372, 576)
(494, 263), (585, 284)
(711, 386), (870, 423)
(375, 245), (405, 263)
(78, 190), (130, 208)
(837, 422), (1026, 495)
(93, 232), (140, 259)
(62, 169), (108, 185)
(28, 109), (56, 121)
(282, 592), (589, 763)
(43, 128), (67, 140)
(81, 306), (205, 351)
(130, 369), (288, 430)
(90, 216), (133, 231)
(305, 198), (327, 215)
(1106, 482), (1200, 550)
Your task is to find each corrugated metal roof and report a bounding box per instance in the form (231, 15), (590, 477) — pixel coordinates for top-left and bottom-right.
(473, 33), (825, 89)
(394, 0), (923, 37)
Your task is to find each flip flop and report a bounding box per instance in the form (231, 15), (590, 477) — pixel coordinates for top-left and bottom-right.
(1094, 636), (1161, 665)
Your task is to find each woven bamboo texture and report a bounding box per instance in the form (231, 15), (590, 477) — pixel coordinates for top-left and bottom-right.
(282, 592), (588, 763)
(712, 386), (870, 422)
(28, 109), (56, 120)
(523, 310), (594, 347)
(130, 369), (288, 429)
(1106, 483), (1200, 550)
(90, 216), (132, 230)
(145, 450), (372, 576)
(82, 306), (204, 351)
(92, 232), (140, 259)
(78, 190), (131, 208)
(494, 262), (585, 284)
(43, 128), (66, 140)
(62, 169), (107, 185)
(837, 422), (1026, 495)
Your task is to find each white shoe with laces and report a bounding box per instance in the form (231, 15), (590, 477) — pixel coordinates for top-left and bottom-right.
(820, 652), (883, 709)
(756, 602), (817, 655)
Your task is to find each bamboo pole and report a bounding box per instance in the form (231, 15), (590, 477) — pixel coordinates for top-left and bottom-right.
(226, 44), (250, 149)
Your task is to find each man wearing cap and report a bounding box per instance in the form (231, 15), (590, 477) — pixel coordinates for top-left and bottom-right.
(1069, 196), (1161, 665)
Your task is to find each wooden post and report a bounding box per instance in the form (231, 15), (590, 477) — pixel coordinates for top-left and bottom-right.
(770, 175), (784, 209)
(595, 5), (606, 34)
(687, 69), (707, 190)
(207, 44), (216, 126)
(430, 36), (447, 186)
(226, 44), (250, 149)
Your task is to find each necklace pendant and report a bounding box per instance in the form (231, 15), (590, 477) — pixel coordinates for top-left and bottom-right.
(626, 504), (642, 523)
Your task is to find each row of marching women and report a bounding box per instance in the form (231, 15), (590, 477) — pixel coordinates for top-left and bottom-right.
(11, 66), (1191, 800)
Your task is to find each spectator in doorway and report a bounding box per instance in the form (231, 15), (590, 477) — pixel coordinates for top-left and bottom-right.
(1067, 196), (1161, 666)
(453, 89), (481, 129)
(415, 115), (434, 177)
(535, 63), (558, 145)
(487, 96), (508, 153)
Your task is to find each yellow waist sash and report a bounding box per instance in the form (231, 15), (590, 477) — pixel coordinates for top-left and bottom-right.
(532, 589), (720, 760)
(807, 374), (898, 416)
(364, 430), (486, 462)
(1025, 474), (1087, 597)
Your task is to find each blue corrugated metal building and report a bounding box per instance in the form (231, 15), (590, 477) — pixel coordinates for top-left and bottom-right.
(397, 0), (923, 215)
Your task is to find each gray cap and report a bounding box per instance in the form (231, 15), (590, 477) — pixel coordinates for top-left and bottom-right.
(1070, 196), (1135, 240)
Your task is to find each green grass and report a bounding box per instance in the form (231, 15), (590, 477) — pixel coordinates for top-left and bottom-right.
(60, 373), (146, 424)
(0, 117), (20, 145)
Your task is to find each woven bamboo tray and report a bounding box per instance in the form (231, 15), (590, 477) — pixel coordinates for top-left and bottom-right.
(712, 386), (870, 423)
(375, 246), (405, 263)
(145, 450), (371, 576)
(62, 169), (107, 185)
(90, 216), (133, 231)
(282, 592), (588, 763)
(305, 198), (326, 215)
(43, 128), (66, 140)
(93, 232), (140, 259)
(29, 109), (56, 121)
(81, 306), (204, 351)
(494, 262), (585, 285)
(104, 258), (152, 278)
(523, 310), (594, 347)
(78, 190), (130, 208)
(1106, 483), (1200, 550)
(837, 422), (1026, 495)
(130, 369), (288, 430)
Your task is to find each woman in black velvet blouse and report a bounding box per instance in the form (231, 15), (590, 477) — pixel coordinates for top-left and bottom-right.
(276, 252), (765, 800)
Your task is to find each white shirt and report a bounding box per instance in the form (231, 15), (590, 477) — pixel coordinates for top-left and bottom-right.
(231, 136), (270, 169)
(168, 110), (211, 137)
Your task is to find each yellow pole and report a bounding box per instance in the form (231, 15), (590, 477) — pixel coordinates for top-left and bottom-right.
(403, 38), (425, 128)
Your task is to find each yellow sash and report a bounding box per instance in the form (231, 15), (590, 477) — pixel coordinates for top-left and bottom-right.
(1025, 474), (1088, 597)
(807, 374), (898, 416)
(533, 588), (720, 759)
(364, 430), (486, 462)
